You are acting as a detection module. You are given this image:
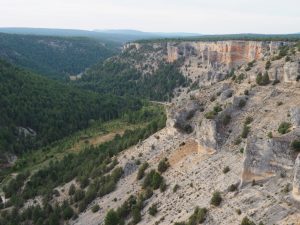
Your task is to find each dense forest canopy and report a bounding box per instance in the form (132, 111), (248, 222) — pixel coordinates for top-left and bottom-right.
(0, 60), (142, 155)
(77, 59), (189, 101)
(0, 33), (118, 79)
(136, 33), (300, 43)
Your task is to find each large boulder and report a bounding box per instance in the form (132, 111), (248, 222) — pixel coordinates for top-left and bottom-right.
(196, 119), (218, 152)
(167, 101), (200, 133)
(242, 136), (294, 185)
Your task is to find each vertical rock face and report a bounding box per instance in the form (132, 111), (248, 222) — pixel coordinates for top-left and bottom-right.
(283, 62), (300, 83)
(196, 119), (218, 152)
(242, 136), (294, 184)
(293, 154), (300, 201)
(290, 107), (300, 127)
(165, 41), (284, 68)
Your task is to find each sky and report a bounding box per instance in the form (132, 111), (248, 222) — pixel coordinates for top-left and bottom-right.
(1, 0), (299, 34)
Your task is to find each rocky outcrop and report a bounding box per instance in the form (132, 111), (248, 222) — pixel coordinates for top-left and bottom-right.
(291, 107), (300, 127)
(196, 119), (218, 152)
(293, 154), (300, 201)
(283, 61), (300, 83)
(160, 41), (285, 68)
(167, 101), (200, 133)
(242, 136), (295, 184)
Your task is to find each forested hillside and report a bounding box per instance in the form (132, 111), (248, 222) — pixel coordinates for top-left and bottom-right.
(0, 33), (117, 79)
(0, 60), (142, 155)
(77, 59), (188, 101)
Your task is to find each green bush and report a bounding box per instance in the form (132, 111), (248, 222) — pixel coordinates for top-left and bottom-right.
(92, 204), (100, 213)
(291, 140), (300, 152)
(158, 158), (170, 173)
(187, 207), (207, 224)
(149, 204), (158, 216)
(265, 61), (271, 70)
(223, 166), (230, 174)
(228, 184), (237, 192)
(256, 72), (270, 85)
(278, 122), (291, 134)
(245, 117), (253, 125)
(205, 111), (217, 119)
(241, 126), (250, 138)
(241, 217), (256, 225)
(267, 132), (273, 138)
(105, 209), (120, 225)
(173, 184), (180, 193)
(137, 162), (149, 180)
(63, 205), (74, 220)
(210, 191), (222, 206)
(143, 170), (164, 190)
(68, 184), (76, 196)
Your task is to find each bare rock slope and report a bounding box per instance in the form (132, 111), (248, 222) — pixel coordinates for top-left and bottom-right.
(74, 40), (300, 225)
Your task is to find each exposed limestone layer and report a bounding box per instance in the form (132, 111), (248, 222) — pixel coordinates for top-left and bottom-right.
(293, 154), (300, 200)
(125, 40), (285, 68)
(242, 136), (295, 184)
(165, 41), (282, 67)
(124, 41), (299, 85)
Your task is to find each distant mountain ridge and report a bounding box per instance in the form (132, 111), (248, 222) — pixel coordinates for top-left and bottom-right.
(0, 32), (117, 79)
(0, 27), (201, 43)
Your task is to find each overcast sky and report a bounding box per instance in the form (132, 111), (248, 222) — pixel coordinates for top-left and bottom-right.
(1, 0), (299, 34)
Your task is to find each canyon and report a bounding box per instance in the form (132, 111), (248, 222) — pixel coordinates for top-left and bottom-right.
(68, 40), (300, 224)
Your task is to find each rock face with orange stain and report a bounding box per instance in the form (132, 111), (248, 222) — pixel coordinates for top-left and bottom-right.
(165, 41), (284, 67)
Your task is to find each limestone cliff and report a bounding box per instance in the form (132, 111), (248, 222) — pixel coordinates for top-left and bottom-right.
(123, 40), (298, 86)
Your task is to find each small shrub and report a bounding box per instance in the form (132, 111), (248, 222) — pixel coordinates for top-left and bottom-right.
(205, 111), (216, 119)
(68, 184), (76, 196)
(244, 89), (249, 95)
(92, 204), (100, 213)
(213, 105), (222, 113)
(173, 184), (180, 193)
(234, 138), (242, 145)
(149, 204), (158, 216)
(277, 101), (283, 106)
(267, 132), (273, 138)
(291, 140), (300, 152)
(278, 122), (291, 134)
(265, 60), (271, 70)
(137, 162), (149, 180)
(228, 184), (237, 192)
(241, 217), (256, 225)
(210, 191), (222, 206)
(158, 158), (170, 173)
(245, 117), (253, 125)
(188, 207), (207, 224)
(239, 99), (246, 108)
(241, 126), (250, 138)
(143, 170), (164, 190)
(236, 73), (245, 83)
(223, 166), (230, 174)
(159, 180), (167, 192)
(256, 72), (270, 85)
